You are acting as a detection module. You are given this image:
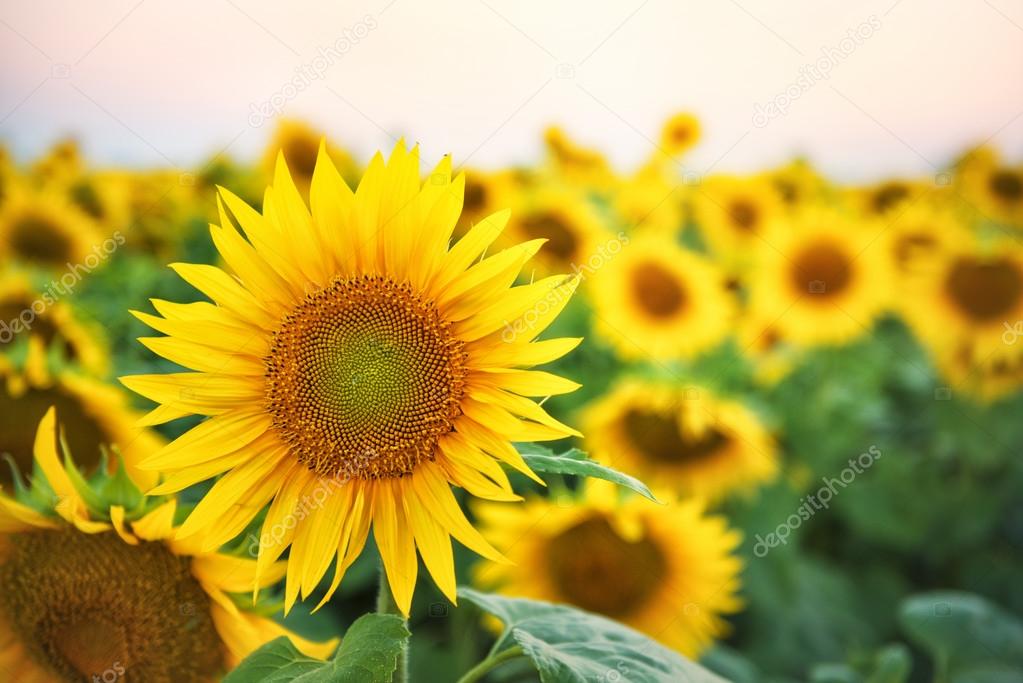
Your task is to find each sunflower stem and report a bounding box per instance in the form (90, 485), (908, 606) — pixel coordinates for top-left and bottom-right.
(376, 561), (409, 683)
(455, 646), (526, 683)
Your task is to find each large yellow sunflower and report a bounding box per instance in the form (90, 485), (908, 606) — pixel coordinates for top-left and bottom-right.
(0, 272), (109, 375)
(122, 142), (582, 616)
(747, 208), (892, 347)
(473, 481), (743, 658)
(0, 408), (333, 682)
(590, 236), (734, 360)
(0, 185), (103, 271)
(0, 340), (160, 491)
(581, 380), (777, 501)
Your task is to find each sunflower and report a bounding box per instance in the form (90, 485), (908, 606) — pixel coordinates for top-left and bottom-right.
(122, 142), (582, 616)
(885, 204), (972, 277)
(747, 208), (892, 347)
(590, 236), (734, 361)
(849, 178), (928, 218)
(502, 184), (612, 275)
(56, 171), (132, 232)
(0, 272), (109, 375)
(473, 481), (743, 657)
(612, 161), (684, 235)
(692, 175), (783, 270)
(0, 341), (160, 492)
(0, 408), (334, 682)
(262, 120), (359, 196)
(659, 111), (701, 157)
(543, 125), (613, 190)
(28, 139), (83, 185)
(582, 380), (777, 500)
(957, 148), (1023, 226)
(902, 239), (1023, 400)
(767, 159), (827, 209)
(737, 309), (799, 385)
(0, 185), (103, 271)
(455, 169), (520, 237)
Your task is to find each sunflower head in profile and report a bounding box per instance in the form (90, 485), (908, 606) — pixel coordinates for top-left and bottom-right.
(122, 142), (582, 616)
(851, 178), (926, 217)
(542, 125), (613, 189)
(582, 379), (777, 500)
(659, 112), (701, 157)
(958, 149), (1023, 227)
(693, 175), (783, 269)
(885, 204), (971, 277)
(0, 272), (109, 375)
(767, 159), (827, 209)
(0, 408), (334, 682)
(0, 339), (160, 492)
(591, 236), (735, 361)
(29, 138), (83, 185)
(262, 120), (359, 196)
(903, 239), (1023, 400)
(0, 186), (103, 271)
(473, 480), (743, 657)
(502, 184), (610, 275)
(748, 208), (892, 347)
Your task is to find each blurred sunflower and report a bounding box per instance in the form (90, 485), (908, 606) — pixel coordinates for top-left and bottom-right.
(767, 159), (827, 209)
(543, 125), (613, 189)
(692, 175), (783, 269)
(0, 272), (108, 375)
(473, 481), (743, 657)
(902, 239), (1023, 399)
(503, 184), (610, 275)
(0, 185), (103, 271)
(0, 408), (334, 682)
(738, 310), (798, 385)
(28, 139), (82, 185)
(262, 119), (358, 195)
(591, 236), (734, 360)
(612, 161), (684, 235)
(456, 169), (519, 236)
(0, 341), (160, 491)
(958, 149), (1023, 226)
(582, 380), (777, 500)
(748, 208), (892, 346)
(123, 142), (581, 616)
(58, 171), (132, 232)
(850, 178), (928, 218)
(659, 112), (701, 157)
(886, 204), (972, 277)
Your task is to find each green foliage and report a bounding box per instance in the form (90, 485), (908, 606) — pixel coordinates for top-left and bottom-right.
(516, 443), (659, 502)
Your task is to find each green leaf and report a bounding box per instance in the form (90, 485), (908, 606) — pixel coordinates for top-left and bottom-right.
(516, 444), (659, 503)
(899, 591), (1023, 682)
(459, 588), (725, 683)
(332, 613), (410, 683)
(223, 614), (408, 683)
(222, 637), (327, 683)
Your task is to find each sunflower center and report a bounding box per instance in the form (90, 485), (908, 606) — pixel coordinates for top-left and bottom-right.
(945, 257), (1023, 323)
(265, 275), (468, 480)
(284, 138), (319, 179)
(69, 181), (105, 221)
(989, 170), (1022, 202)
(0, 385), (108, 489)
(623, 408), (729, 464)
(872, 183), (909, 213)
(8, 217), (74, 265)
(630, 261), (687, 318)
(0, 530), (222, 682)
(546, 515), (666, 618)
(728, 200), (759, 231)
(520, 212), (578, 261)
(791, 240), (853, 298)
(463, 179), (488, 213)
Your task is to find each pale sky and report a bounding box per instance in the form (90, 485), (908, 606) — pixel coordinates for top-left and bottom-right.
(2, 0), (1022, 182)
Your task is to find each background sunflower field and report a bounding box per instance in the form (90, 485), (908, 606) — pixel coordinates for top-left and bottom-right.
(2, 2), (1023, 681)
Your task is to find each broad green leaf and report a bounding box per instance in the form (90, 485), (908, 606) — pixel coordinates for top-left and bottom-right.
(460, 588), (725, 683)
(332, 613), (410, 683)
(222, 637), (328, 683)
(899, 591), (1023, 682)
(516, 444), (659, 502)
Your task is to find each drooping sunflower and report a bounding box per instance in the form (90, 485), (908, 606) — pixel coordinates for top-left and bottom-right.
(581, 380), (777, 500)
(691, 175), (783, 270)
(0, 185), (104, 271)
(590, 236), (735, 361)
(473, 481), (743, 658)
(122, 142), (582, 615)
(747, 208), (892, 347)
(0, 272), (109, 375)
(501, 184), (612, 275)
(659, 112), (701, 157)
(901, 239), (1023, 400)
(0, 341), (160, 491)
(262, 119), (359, 196)
(0, 408), (334, 682)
